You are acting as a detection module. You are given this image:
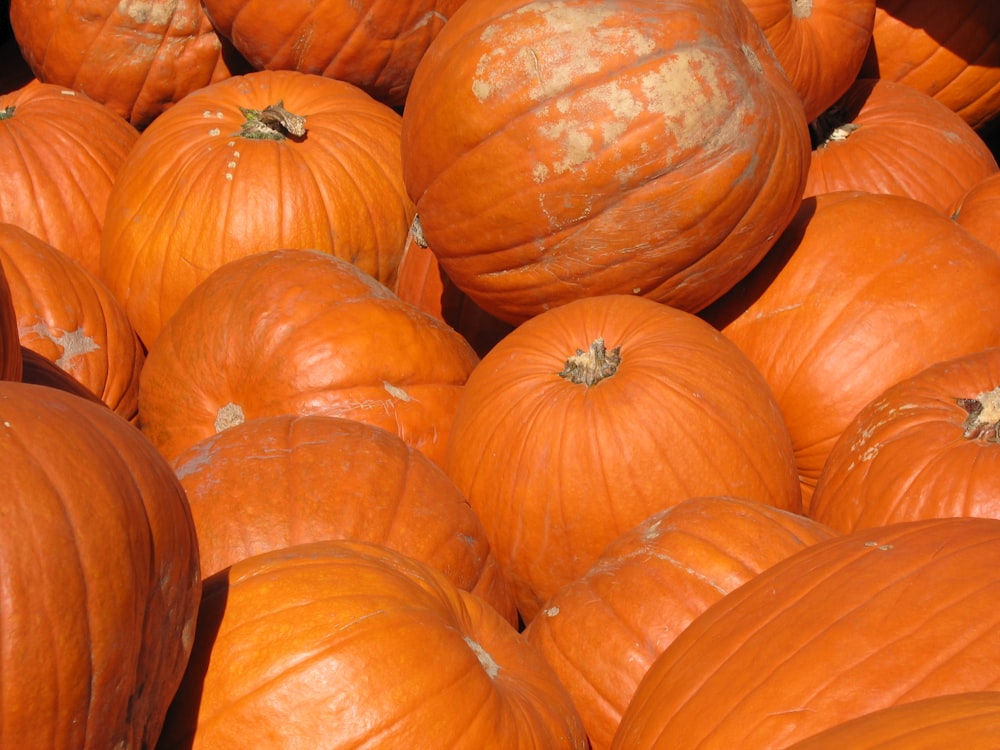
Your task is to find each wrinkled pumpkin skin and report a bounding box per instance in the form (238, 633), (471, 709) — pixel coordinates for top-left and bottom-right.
(1, 381), (201, 749)
(401, 0), (811, 324)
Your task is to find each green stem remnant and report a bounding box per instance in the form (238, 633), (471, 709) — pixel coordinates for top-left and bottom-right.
(237, 101), (306, 141)
(958, 388), (1000, 442)
(559, 338), (621, 386)
(0, 106), (15, 121)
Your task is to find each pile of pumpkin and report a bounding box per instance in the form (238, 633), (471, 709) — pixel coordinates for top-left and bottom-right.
(3, 0), (1000, 747)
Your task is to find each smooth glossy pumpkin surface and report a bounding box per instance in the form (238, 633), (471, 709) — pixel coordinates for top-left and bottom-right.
(0, 222), (144, 420)
(445, 294), (801, 621)
(806, 78), (998, 213)
(0, 82), (139, 275)
(702, 191), (1000, 508)
(202, 0), (468, 108)
(524, 496), (837, 750)
(101, 69), (414, 348)
(139, 249), (479, 468)
(172, 413), (516, 623)
(611, 517), (1000, 749)
(401, 0), (810, 324)
(811, 347), (1000, 532)
(1, 381), (200, 748)
(951, 171), (1000, 254)
(157, 540), (588, 749)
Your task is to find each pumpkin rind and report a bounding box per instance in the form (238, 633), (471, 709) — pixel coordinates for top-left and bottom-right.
(0, 258), (21, 381)
(157, 540), (589, 749)
(445, 294), (802, 621)
(611, 517), (1000, 749)
(951, 171), (1000, 254)
(100, 69), (414, 348)
(1, 381), (201, 749)
(525, 496), (837, 750)
(401, 0), (810, 324)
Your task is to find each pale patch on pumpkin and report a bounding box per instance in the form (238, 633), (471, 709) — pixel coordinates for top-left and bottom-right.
(464, 636), (500, 678)
(20, 320), (99, 370)
(120, 0), (179, 28)
(383, 382), (412, 402)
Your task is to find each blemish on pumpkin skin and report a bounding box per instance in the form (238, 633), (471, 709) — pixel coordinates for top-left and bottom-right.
(20, 321), (100, 370)
(464, 636), (501, 678)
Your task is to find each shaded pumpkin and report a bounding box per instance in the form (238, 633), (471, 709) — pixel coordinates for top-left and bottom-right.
(171, 413), (516, 624)
(0, 257), (20, 381)
(811, 347), (1000, 533)
(138, 249), (479, 469)
(445, 293), (802, 622)
(101, 69), (414, 348)
(1, 381), (201, 749)
(524, 496), (837, 750)
(785, 692), (1000, 749)
(0, 223), (144, 420)
(202, 0), (469, 109)
(400, 0), (810, 324)
(701, 191), (1000, 509)
(157, 540), (588, 749)
(0, 82), (139, 276)
(860, 0), (1000, 129)
(950, 171), (1000, 254)
(611, 517), (1000, 749)
(8, 0), (248, 129)
(805, 78), (998, 213)
(18, 345), (107, 406)
(740, 0), (876, 122)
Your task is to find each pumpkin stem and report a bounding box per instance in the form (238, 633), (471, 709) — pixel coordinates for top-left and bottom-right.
(0, 105), (14, 120)
(559, 338), (621, 386)
(958, 388), (1000, 441)
(236, 101), (306, 141)
(792, 0), (812, 19)
(809, 105), (860, 149)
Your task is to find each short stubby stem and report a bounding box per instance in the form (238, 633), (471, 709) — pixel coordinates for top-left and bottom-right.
(559, 338), (622, 386)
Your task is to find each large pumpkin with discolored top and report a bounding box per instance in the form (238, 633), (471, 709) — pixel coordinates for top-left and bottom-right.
(138, 249), (480, 469)
(157, 540), (588, 749)
(401, 0), (811, 324)
(445, 293), (802, 622)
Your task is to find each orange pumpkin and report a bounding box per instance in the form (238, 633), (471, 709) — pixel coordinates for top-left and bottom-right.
(157, 540), (589, 749)
(2, 381), (200, 748)
(138, 249), (479, 468)
(702, 191), (1000, 508)
(611, 517), (1000, 748)
(18, 345), (108, 405)
(811, 347), (1000, 533)
(400, 0), (810, 324)
(172, 413), (516, 624)
(951, 171), (1000, 254)
(0, 82), (139, 276)
(445, 294), (802, 621)
(0, 257), (21, 381)
(101, 69), (414, 348)
(0, 223), (144, 420)
(805, 78), (998, 213)
(525, 496), (837, 750)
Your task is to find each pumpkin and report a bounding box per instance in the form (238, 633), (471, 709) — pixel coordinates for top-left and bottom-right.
(611, 516), (1000, 749)
(101, 69), (414, 348)
(805, 78), (998, 213)
(785, 692), (1000, 749)
(444, 293), (801, 622)
(739, 0), (876, 122)
(171, 413), (517, 624)
(811, 347), (1000, 533)
(157, 539), (588, 749)
(400, 0), (810, 324)
(18, 345), (107, 405)
(1, 381), (201, 748)
(0, 258), (21, 381)
(393, 218), (514, 357)
(524, 496), (837, 750)
(138, 249), (479, 468)
(0, 223), (144, 420)
(701, 191), (1000, 509)
(8, 0), (247, 129)
(951, 171), (1000, 254)
(202, 0), (468, 109)
(860, 0), (1000, 129)
(0, 82), (139, 276)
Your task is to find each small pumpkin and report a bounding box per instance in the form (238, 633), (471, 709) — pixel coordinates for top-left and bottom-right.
(445, 293), (802, 621)
(524, 496), (837, 750)
(611, 517), (1000, 748)
(1, 381), (201, 748)
(100, 69), (414, 348)
(172, 413), (516, 624)
(157, 540), (589, 749)
(811, 347), (1000, 533)
(138, 249), (479, 468)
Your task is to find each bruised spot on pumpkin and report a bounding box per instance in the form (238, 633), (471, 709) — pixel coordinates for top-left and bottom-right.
(215, 402), (245, 432)
(464, 636), (500, 678)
